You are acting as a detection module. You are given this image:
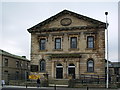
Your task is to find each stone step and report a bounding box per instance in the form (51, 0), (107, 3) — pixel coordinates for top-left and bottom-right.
(49, 84), (68, 87)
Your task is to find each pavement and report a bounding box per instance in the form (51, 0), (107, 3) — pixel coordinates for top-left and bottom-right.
(0, 85), (120, 90)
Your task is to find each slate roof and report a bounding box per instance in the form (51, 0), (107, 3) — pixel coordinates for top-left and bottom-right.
(27, 10), (106, 33)
(0, 49), (29, 61)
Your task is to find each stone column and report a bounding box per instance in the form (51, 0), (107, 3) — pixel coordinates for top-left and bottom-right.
(76, 61), (80, 79)
(51, 61), (55, 79)
(63, 33), (69, 52)
(63, 60), (67, 79)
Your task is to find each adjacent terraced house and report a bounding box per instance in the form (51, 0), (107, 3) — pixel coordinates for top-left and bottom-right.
(0, 49), (30, 84)
(28, 10), (106, 81)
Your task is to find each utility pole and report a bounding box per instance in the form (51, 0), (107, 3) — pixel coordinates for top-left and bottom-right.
(105, 12), (109, 88)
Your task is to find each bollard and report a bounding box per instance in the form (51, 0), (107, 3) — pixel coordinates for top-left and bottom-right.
(87, 86), (89, 90)
(54, 84), (56, 90)
(26, 85), (27, 88)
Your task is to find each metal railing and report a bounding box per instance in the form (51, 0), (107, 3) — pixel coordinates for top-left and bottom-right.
(71, 74), (120, 84)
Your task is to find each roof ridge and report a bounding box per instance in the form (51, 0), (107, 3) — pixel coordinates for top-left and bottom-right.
(0, 49), (29, 61)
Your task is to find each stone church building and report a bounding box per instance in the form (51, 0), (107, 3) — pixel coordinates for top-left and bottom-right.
(28, 10), (106, 80)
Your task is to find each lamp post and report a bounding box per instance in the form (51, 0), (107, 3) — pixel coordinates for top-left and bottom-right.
(105, 12), (109, 88)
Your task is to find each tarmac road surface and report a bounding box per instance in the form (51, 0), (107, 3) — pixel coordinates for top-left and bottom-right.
(1, 87), (119, 90)
(1, 88), (54, 90)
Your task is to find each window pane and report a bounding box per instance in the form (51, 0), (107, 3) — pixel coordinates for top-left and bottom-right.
(56, 39), (60, 43)
(40, 60), (46, 72)
(87, 60), (94, 72)
(87, 36), (94, 48)
(16, 61), (19, 68)
(71, 37), (77, 48)
(89, 67), (93, 72)
(55, 38), (61, 49)
(40, 39), (46, 50)
(4, 58), (8, 66)
(16, 71), (19, 80)
(88, 61), (93, 67)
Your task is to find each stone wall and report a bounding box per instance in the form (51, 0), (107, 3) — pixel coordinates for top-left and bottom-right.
(31, 31), (105, 78)
(0, 53), (30, 84)
(30, 11), (105, 80)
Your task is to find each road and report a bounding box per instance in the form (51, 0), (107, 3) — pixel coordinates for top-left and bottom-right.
(1, 87), (119, 90)
(2, 88), (53, 90)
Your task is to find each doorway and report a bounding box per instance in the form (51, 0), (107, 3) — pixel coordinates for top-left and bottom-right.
(68, 64), (75, 79)
(56, 64), (63, 79)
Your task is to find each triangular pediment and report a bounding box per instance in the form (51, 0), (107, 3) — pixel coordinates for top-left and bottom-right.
(28, 10), (106, 33)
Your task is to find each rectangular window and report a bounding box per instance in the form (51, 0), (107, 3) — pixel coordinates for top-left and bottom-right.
(114, 68), (119, 75)
(4, 70), (8, 74)
(87, 36), (94, 48)
(16, 71), (19, 80)
(26, 62), (29, 69)
(20, 61), (22, 68)
(55, 38), (61, 49)
(71, 37), (77, 48)
(4, 58), (8, 66)
(16, 61), (19, 68)
(40, 39), (46, 50)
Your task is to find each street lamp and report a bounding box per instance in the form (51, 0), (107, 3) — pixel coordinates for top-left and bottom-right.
(105, 12), (109, 88)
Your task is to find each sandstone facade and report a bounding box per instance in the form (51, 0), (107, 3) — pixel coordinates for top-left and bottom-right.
(28, 10), (106, 80)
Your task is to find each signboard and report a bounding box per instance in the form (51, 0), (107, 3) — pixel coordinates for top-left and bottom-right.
(29, 74), (40, 80)
(31, 65), (38, 72)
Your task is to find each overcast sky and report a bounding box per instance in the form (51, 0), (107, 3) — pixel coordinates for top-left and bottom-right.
(0, 1), (119, 62)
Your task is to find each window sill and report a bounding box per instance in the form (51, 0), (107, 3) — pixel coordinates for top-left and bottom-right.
(68, 48), (79, 51)
(86, 48), (96, 50)
(39, 49), (47, 52)
(53, 49), (63, 51)
(84, 71), (97, 74)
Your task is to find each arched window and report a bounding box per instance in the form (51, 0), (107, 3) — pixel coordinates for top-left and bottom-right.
(40, 60), (46, 72)
(56, 63), (63, 68)
(68, 63), (75, 68)
(87, 59), (94, 72)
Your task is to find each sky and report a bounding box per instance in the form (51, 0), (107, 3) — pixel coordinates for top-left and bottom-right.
(0, 1), (119, 62)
